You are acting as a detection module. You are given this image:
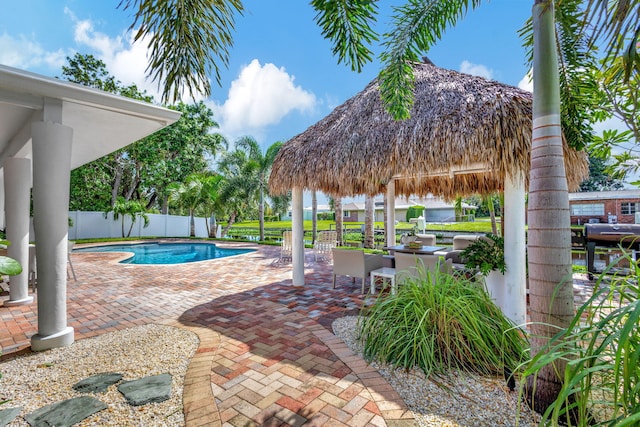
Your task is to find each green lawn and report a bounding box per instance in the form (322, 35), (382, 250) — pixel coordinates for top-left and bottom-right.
(225, 219), (498, 234)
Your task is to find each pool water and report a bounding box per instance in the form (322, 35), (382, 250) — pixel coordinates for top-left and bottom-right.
(74, 242), (254, 265)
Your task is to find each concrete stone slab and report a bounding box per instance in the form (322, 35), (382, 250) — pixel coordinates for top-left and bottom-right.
(73, 372), (123, 393)
(0, 407), (22, 427)
(117, 373), (172, 406)
(24, 396), (106, 427)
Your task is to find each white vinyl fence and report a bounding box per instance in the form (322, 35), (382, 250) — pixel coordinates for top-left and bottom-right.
(68, 211), (217, 240)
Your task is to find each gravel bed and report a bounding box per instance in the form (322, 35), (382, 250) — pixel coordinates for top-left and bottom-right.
(332, 316), (540, 427)
(0, 324), (198, 426)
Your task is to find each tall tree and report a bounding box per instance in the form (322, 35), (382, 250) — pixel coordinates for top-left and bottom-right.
(233, 137), (283, 241)
(579, 155), (625, 192)
(311, 191), (318, 244)
(60, 55), (227, 212)
(363, 195), (375, 249)
(167, 173), (212, 237)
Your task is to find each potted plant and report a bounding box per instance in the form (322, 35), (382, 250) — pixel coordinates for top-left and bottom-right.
(461, 233), (506, 308)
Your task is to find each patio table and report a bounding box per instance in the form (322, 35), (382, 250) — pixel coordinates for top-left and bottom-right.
(384, 245), (445, 255)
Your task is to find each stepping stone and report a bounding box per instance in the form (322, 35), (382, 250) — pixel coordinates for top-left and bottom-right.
(24, 396), (106, 427)
(117, 373), (172, 406)
(73, 372), (123, 393)
(0, 407), (22, 427)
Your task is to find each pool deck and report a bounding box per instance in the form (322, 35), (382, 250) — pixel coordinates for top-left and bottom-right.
(1, 241), (595, 426)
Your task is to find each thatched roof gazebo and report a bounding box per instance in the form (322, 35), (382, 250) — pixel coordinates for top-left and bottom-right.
(270, 60), (587, 198)
(269, 60), (588, 324)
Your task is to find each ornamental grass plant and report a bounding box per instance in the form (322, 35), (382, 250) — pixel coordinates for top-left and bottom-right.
(520, 250), (640, 426)
(357, 267), (528, 380)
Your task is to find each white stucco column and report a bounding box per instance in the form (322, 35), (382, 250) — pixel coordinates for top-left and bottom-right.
(503, 170), (527, 325)
(3, 157), (34, 306)
(386, 180), (396, 247)
(291, 187), (305, 287)
(30, 121), (75, 351)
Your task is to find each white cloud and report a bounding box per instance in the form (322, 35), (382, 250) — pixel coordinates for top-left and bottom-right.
(67, 11), (167, 101)
(0, 32), (66, 70)
(459, 60), (493, 79)
(518, 70), (533, 92)
(211, 59), (317, 140)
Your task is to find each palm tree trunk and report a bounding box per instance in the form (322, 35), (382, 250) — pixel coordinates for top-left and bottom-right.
(220, 212), (237, 238)
(486, 194), (498, 235)
(363, 195), (374, 249)
(311, 191), (318, 244)
(190, 209), (195, 237)
(209, 213), (216, 238)
(259, 188), (265, 241)
(526, 0), (575, 415)
(334, 197), (343, 246)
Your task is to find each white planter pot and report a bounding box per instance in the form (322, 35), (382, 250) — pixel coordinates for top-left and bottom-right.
(484, 270), (505, 311)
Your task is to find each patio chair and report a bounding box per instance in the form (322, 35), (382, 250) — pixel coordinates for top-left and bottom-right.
(331, 248), (383, 294)
(443, 235), (485, 267)
(280, 230), (293, 263)
(314, 230), (337, 262)
(395, 252), (452, 283)
(414, 233), (436, 246)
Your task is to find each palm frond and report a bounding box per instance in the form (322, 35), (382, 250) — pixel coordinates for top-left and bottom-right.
(310, 0), (379, 72)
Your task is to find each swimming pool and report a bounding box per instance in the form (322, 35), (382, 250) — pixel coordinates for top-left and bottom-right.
(74, 242), (254, 265)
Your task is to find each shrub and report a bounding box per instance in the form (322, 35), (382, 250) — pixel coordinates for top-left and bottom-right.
(406, 205), (424, 222)
(521, 249), (640, 426)
(358, 268), (528, 379)
(461, 233), (505, 276)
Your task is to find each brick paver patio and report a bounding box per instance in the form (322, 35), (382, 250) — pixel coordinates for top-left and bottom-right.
(0, 241), (416, 426)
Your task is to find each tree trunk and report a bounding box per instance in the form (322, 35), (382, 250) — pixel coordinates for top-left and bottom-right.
(363, 195), (374, 249)
(526, 0), (575, 415)
(259, 189), (265, 241)
(126, 216), (135, 238)
(111, 159), (123, 206)
(220, 211), (236, 238)
(311, 191), (318, 244)
(208, 213), (216, 238)
(161, 195), (169, 215)
(190, 208), (195, 237)
(334, 197), (343, 246)
(487, 194), (498, 235)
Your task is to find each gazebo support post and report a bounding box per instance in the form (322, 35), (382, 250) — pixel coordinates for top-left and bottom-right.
(3, 157), (34, 306)
(503, 170), (527, 325)
(30, 117), (75, 351)
(386, 180), (396, 247)
(291, 187), (305, 286)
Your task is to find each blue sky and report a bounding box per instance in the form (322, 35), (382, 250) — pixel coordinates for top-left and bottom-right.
(1, 0), (534, 150)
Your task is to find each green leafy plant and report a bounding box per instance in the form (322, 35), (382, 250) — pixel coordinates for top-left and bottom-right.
(520, 249), (640, 426)
(461, 233), (506, 276)
(358, 267), (528, 379)
(0, 240), (22, 276)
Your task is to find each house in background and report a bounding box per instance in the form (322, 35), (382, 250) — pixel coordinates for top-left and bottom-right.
(569, 189), (640, 225)
(342, 195), (476, 222)
(282, 204), (332, 221)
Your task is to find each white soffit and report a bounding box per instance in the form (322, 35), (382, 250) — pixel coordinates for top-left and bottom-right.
(0, 64), (181, 170)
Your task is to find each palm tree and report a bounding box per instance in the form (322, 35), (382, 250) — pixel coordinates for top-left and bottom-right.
(167, 173), (216, 237)
(217, 148), (257, 237)
(311, 191), (318, 244)
(105, 197), (150, 238)
(234, 137), (283, 242)
(363, 195), (375, 249)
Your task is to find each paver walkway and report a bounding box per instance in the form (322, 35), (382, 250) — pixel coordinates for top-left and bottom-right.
(1, 242), (415, 426)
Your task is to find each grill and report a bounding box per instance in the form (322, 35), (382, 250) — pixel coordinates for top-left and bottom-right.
(583, 224), (640, 276)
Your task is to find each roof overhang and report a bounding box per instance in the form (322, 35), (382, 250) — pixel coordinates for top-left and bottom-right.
(0, 64), (181, 171)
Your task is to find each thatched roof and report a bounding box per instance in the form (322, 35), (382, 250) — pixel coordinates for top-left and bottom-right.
(269, 61), (588, 199)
